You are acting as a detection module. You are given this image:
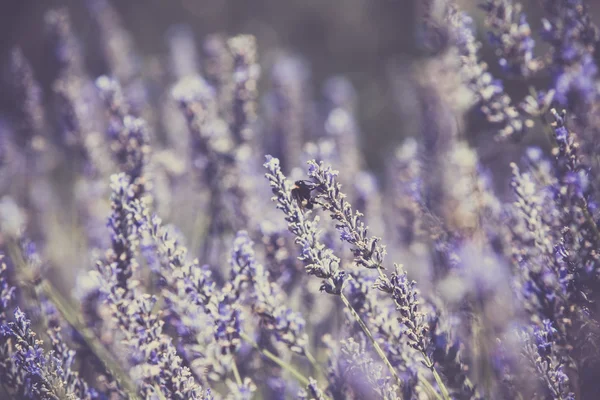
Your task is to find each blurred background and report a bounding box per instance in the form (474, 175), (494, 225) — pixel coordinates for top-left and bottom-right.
(1, 0), (600, 175)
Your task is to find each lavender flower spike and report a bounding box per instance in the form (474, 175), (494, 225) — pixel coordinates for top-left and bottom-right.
(1, 308), (85, 400)
(480, 0), (541, 78)
(231, 231), (310, 356)
(228, 35), (260, 145)
(521, 321), (575, 400)
(306, 160), (386, 270)
(264, 155), (347, 295)
(104, 173), (139, 294)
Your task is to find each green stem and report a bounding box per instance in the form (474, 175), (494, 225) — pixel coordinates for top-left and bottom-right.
(230, 358), (243, 387)
(422, 353), (452, 400)
(339, 293), (402, 389)
(305, 349), (320, 375)
(240, 331), (310, 387)
(419, 374), (444, 400)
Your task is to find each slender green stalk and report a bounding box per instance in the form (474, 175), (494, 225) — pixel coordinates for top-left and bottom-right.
(240, 331), (311, 387)
(305, 349), (321, 375)
(431, 366), (452, 400)
(419, 374), (444, 400)
(230, 358), (243, 387)
(422, 353), (452, 400)
(339, 292), (402, 388)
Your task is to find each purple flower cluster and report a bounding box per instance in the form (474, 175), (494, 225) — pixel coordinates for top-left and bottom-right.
(3, 1), (600, 399)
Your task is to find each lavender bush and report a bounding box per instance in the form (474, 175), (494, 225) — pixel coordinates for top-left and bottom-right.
(2, 0), (600, 398)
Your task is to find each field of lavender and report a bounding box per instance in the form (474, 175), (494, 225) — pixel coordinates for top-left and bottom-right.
(1, 0), (600, 399)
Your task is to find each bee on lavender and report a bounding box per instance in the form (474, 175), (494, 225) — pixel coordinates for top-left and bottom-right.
(291, 180), (323, 210)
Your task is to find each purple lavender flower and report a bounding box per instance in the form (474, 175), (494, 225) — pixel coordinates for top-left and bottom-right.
(0, 256), (21, 396)
(42, 301), (98, 399)
(103, 173), (139, 294)
(231, 231), (310, 356)
(337, 338), (399, 399)
(96, 76), (151, 199)
(521, 321), (575, 400)
(385, 138), (424, 249)
(480, 0), (542, 77)
(447, 2), (530, 140)
(172, 74), (252, 239)
(264, 155), (346, 294)
(297, 377), (326, 400)
(0, 257), (15, 319)
(541, 0), (599, 119)
(1, 308), (88, 399)
(44, 8), (85, 75)
(304, 159), (481, 399)
(307, 160), (385, 270)
(92, 255), (207, 399)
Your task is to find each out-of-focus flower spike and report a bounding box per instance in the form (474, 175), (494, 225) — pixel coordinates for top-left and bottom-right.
(259, 221), (304, 291)
(1, 307), (92, 399)
(447, 3), (530, 141)
(231, 231), (310, 356)
(203, 34), (234, 117)
(337, 338), (400, 399)
(541, 0), (599, 121)
(265, 56), (311, 172)
(97, 76), (151, 200)
(322, 76), (362, 181)
(42, 300), (98, 399)
(353, 171), (385, 238)
(549, 109), (600, 290)
(93, 261), (207, 399)
(86, 0), (139, 85)
(521, 321), (575, 400)
(228, 35), (260, 146)
(103, 173), (139, 295)
(386, 138), (424, 249)
(167, 25), (200, 80)
(44, 8), (86, 76)
(8, 48), (46, 153)
(173, 73), (253, 238)
(86, 0), (159, 139)
(46, 8), (106, 176)
(0, 257), (15, 320)
(480, 0), (542, 78)
(509, 162), (570, 333)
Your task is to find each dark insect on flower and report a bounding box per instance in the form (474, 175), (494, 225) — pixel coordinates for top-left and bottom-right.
(291, 180), (322, 210)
